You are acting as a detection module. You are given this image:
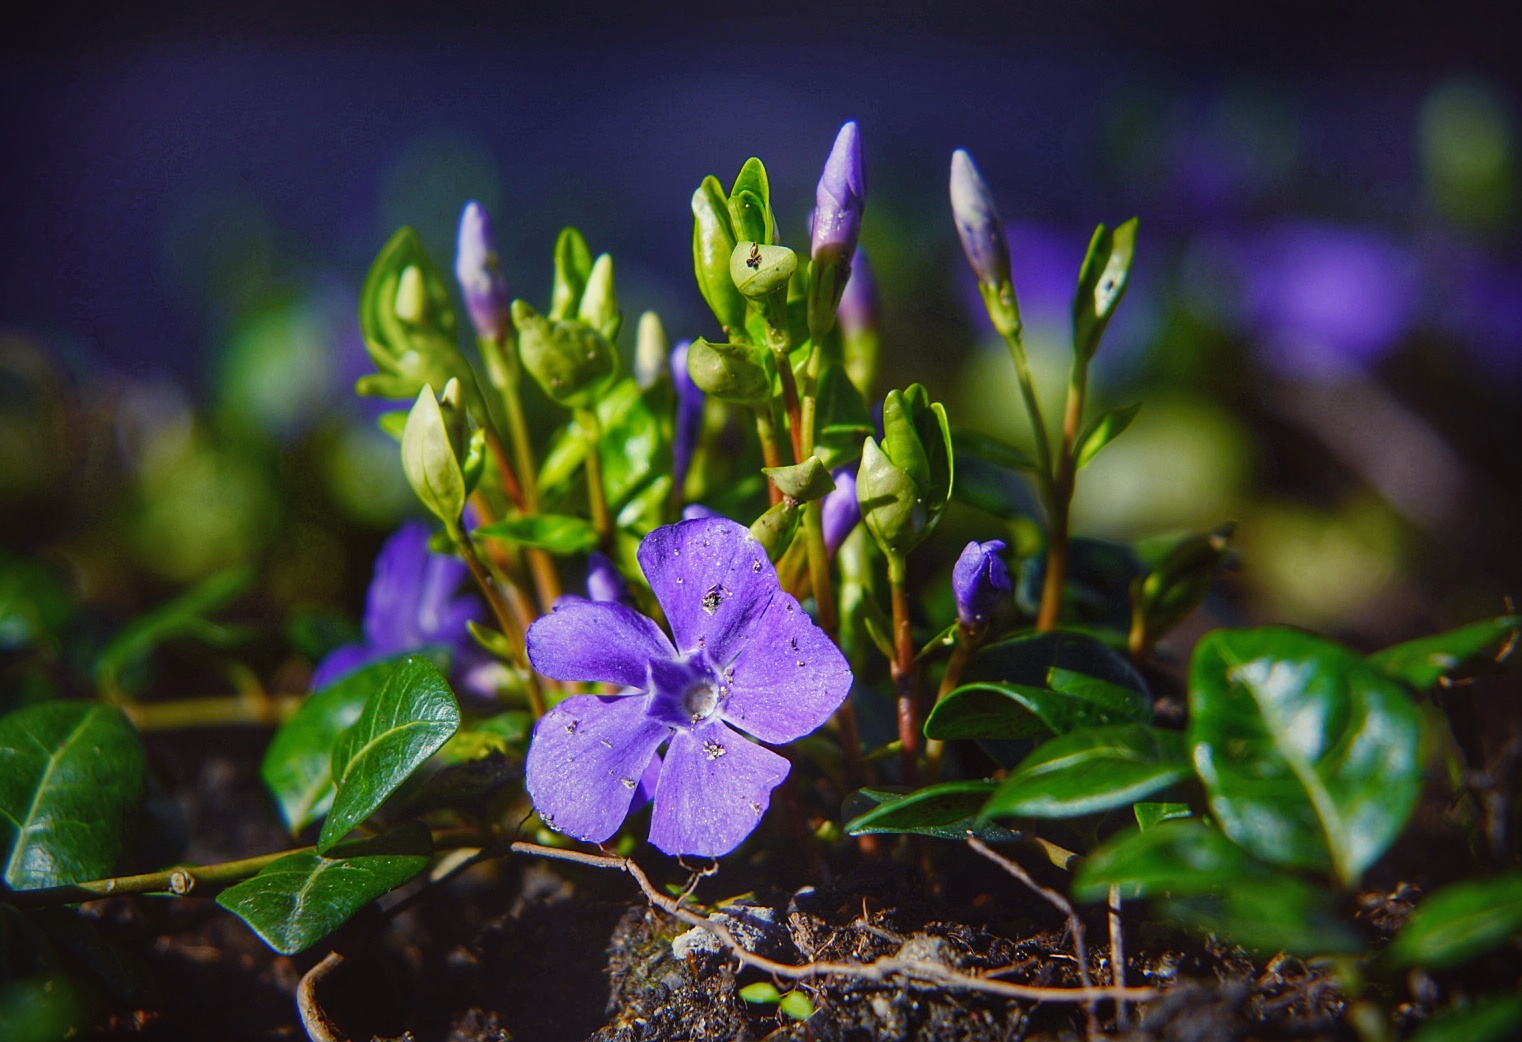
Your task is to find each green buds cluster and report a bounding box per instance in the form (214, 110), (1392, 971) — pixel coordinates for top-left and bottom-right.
(512, 300), (618, 409)
(1072, 218), (1139, 364)
(691, 158), (783, 335)
(857, 384), (954, 560)
(402, 379), (484, 531)
(685, 337), (773, 405)
(357, 227), (477, 402)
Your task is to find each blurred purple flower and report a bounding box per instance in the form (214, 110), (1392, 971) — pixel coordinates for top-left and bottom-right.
(524, 516), (851, 856)
(950, 149), (1011, 290)
(585, 550), (633, 607)
(811, 121), (866, 263)
(952, 539), (1010, 630)
(837, 247), (878, 340)
(1243, 222), (1418, 378)
(311, 521), (497, 699)
(820, 467), (860, 557)
(455, 201), (511, 342)
(670, 338), (702, 499)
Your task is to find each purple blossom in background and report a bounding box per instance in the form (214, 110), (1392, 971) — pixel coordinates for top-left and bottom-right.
(811, 121), (866, 263)
(585, 550), (633, 607)
(949, 149), (1011, 289)
(670, 339), (702, 499)
(821, 467), (860, 557)
(837, 247), (878, 339)
(952, 539), (1010, 630)
(455, 201), (511, 342)
(311, 521), (498, 699)
(524, 517), (852, 857)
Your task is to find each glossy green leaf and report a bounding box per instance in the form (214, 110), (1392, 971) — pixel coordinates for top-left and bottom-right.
(1369, 614), (1520, 692)
(982, 724), (1188, 820)
(0, 701), (145, 889)
(261, 657), (410, 835)
(1074, 403), (1141, 471)
(1189, 627), (1422, 885)
(318, 656), (460, 853)
(216, 823), (432, 955)
(1384, 872), (1522, 970)
(1072, 819), (1250, 902)
(1406, 995), (1522, 1042)
(842, 783), (1020, 842)
(1134, 801), (1191, 831)
(473, 514), (599, 555)
(1072, 820), (1360, 955)
(93, 568), (251, 697)
(691, 176), (746, 333)
(927, 632), (1150, 741)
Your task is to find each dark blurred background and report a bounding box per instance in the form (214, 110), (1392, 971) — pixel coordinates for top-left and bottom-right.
(2, 1), (1519, 649)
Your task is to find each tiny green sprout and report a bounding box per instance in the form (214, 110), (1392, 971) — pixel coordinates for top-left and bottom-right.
(739, 982), (782, 1005)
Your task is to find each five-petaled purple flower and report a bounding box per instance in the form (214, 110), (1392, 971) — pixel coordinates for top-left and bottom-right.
(312, 521), (501, 699)
(524, 516), (852, 857)
(952, 539), (1010, 630)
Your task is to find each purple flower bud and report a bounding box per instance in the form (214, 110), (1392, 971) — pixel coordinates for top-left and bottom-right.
(681, 503), (719, 521)
(670, 339), (703, 498)
(837, 247), (878, 340)
(949, 150), (1011, 290)
(821, 467), (860, 558)
(455, 201), (511, 341)
(585, 550), (633, 607)
(952, 539), (1011, 630)
(811, 121), (866, 263)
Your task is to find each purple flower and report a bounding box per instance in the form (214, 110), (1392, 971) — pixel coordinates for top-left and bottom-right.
(949, 149), (1011, 290)
(952, 539), (1010, 630)
(585, 550), (633, 607)
(821, 466), (860, 558)
(670, 339), (703, 499)
(837, 247), (878, 340)
(455, 201), (511, 342)
(524, 517), (852, 857)
(811, 121), (866, 264)
(312, 521), (498, 698)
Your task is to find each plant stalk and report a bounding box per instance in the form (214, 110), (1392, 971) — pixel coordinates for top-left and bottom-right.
(888, 555), (920, 788)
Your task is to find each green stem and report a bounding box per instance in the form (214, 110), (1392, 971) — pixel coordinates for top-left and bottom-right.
(761, 293), (803, 463)
(999, 327), (1055, 494)
(888, 555), (920, 788)
(923, 633), (976, 783)
(753, 405), (785, 506)
(124, 694), (302, 732)
(456, 527), (545, 718)
(1036, 361), (1087, 632)
(575, 407), (614, 551)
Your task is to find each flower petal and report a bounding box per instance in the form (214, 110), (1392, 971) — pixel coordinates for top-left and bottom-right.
(647, 722), (789, 857)
(525, 694), (670, 844)
(309, 643), (376, 691)
(363, 522), (435, 649)
(526, 597), (673, 688)
(723, 591), (853, 744)
(638, 517), (777, 663)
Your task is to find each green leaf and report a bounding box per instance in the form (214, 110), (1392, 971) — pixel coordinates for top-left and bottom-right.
(779, 990), (816, 1021)
(1072, 218), (1138, 363)
(261, 656), (410, 835)
(728, 158), (772, 245)
(1135, 525), (1236, 642)
(763, 456), (836, 502)
(1072, 820), (1361, 955)
(401, 384), (467, 528)
(1188, 627), (1422, 886)
(1406, 995), (1522, 1042)
(1134, 801), (1191, 831)
(93, 568), (251, 697)
(927, 632), (1150, 741)
(318, 657), (460, 853)
(691, 176), (746, 333)
(538, 377), (667, 509)
(216, 822), (432, 955)
(1384, 872), (1522, 970)
(0, 553), (74, 655)
(0, 702), (145, 889)
(952, 428), (1039, 473)
(730, 241), (796, 299)
(843, 783), (1021, 842)
(1072, 819), (1250, 902)
(1073, 403), (1141, 470)
(1368, 614), (1520, 692)
(473, 514), (599, 555)
(981, 724), (1189, 820)
(739, 982), (781, 1005)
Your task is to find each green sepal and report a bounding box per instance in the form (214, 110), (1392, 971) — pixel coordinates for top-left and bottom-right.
(691, 177), (747, 334)
(763, 456), (836, 502)
(856, 437), (923, 558)
(401, 384), (466, 529)
(317, 656), (461, 853)
(730, 241), (796, 300)
(1074, 402), (1141, 470)
(842, 782), (1021, 843)
(1072, 218), (1138, 363)
(357, 227), (474, 402)
(550, 226), (593, 321)
(727, 158), (772, 245)
(686, 337), (773, 405)
(577, 253), (622, 343)
(750, 499), (801, 562)
(512, 299), (619, 408)
(216, 822), (432, 955)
